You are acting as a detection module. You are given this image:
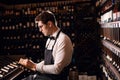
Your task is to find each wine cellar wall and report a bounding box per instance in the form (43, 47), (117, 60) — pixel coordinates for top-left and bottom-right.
(97, 0), (120, 79)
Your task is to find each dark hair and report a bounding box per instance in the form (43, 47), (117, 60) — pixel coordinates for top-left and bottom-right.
(35, 10), (57, 25)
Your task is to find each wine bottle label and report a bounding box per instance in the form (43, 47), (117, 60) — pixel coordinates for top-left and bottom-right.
(113, 13), (117, 21)
(87, 76), (96, 80)
(117, 12), (120, 21)
(79, 75), (88, 80)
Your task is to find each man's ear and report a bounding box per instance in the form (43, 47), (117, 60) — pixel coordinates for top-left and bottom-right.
(47, 21), (52, 27)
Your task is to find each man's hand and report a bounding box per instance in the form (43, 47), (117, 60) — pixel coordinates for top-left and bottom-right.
(18, 58), (36, 71)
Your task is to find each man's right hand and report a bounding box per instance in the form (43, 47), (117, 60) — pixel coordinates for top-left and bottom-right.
(18, 58), (36, 71)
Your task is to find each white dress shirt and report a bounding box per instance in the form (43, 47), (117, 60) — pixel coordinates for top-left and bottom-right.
(36, 29), (73, 74)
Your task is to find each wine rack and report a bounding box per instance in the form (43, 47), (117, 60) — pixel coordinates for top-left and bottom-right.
(98, 0), (120, 79)
(102, 54), (120, 80)
(71, 1), (102, 79)
(0, 0), (90, 62)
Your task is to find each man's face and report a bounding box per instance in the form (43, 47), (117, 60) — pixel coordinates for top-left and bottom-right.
(37, 21), (50, 36)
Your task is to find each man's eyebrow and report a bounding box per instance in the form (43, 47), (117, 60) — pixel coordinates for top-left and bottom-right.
(38, 25), (43, 28)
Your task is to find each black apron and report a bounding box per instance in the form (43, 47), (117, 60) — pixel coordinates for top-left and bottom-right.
(43, 30), (69, 80)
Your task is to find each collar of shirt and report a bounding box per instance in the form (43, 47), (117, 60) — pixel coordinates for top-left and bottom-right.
(49, 28), (60, 40)
(47, 28), (60, 49)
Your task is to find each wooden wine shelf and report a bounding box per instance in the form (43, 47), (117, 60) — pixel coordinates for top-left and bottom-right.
(101, 21), (120, 28)
(102, 39), (120, 58)
(103, 55), (120, 80)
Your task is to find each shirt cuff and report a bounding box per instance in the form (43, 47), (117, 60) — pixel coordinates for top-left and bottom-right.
(36, 61), (44, 73)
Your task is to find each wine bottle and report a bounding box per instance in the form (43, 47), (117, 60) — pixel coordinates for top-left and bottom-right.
(69, 66), (79, 80)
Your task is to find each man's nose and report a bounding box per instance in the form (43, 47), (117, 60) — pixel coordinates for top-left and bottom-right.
(39, 28), (42, 32)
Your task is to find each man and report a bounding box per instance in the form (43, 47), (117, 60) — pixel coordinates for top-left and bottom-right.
(19, 10), (73, 80)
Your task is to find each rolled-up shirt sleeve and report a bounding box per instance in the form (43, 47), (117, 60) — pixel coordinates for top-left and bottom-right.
(36, 61), (44, 73)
